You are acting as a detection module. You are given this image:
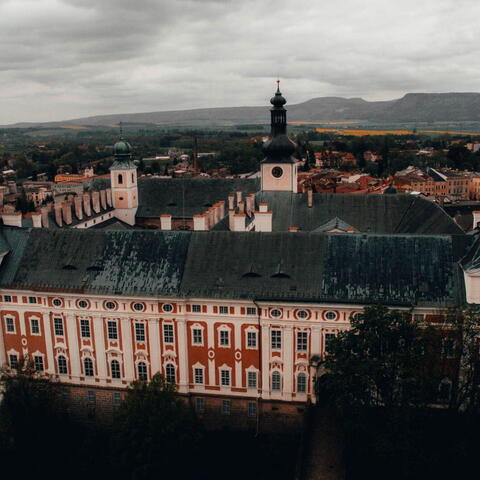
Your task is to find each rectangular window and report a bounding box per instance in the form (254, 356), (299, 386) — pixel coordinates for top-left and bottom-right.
(107, 321), (118, 340)
(5, 317), (15, 333)
(192, 328), (203, 345)
(271, 330), (282, 350)
(246, 307), (257, 315)
(28, 296), (37, 304)
(325, 333), (336, 353)
(113, 392), (121, 406)
(194, 368), (204, 384)
(195, 397), (205, 413)
(247, 331), (257, 348)
(297, 331), (308, 351)
(9, 354), (18, 369)
(219, 306), (228, 314)
(247, 371), (257, 389)
(54, 318), (64, 336)
(219, 330), (230, 347)
(248, 401), (257, 417)
(30, 318), (40, 335)
(220, 370), (230, 387)
(80, 319), (90, 338)
(3, 295), (12, 302)
(414, 314), (424, 322)
(163, 324), (174, 344)
(221, 399), (231, 415)
(135, 323), (145, 342)
(87, 390), (96, 404)
(34, 355), (44, 371)
(192, 304), (201, 313)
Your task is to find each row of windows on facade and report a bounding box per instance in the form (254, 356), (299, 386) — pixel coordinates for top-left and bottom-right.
(8, 352), (308, 393)
(5, 317), (322, 352)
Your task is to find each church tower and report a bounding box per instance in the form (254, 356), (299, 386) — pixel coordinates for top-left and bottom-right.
(110, 137), (138, 226)
(261, 81), (298, 192)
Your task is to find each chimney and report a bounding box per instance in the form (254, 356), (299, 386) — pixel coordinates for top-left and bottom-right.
(212, 203), (221, 225)
(236, 191), (242, 204)
(40, 206), (49, 228)
(473, 211), (480, 230)
(193, 214), (207, 231)
(1, 212), (22, 228)
(160, 214), (172, 230)
(92, 191), (100, 213)
(218, 200), (225, 219)
(100, 189), (107, 210)
(31, 212), (42, 228)
(238, 201), (245, 214)
(228, 194), (235, 210)
(255, 203), (272, 232)
(289, 226), (299, 232)
(54, 203), (63, 227)
(83, 192), (92, 217)
(74, 196), (83, 220)
(233, 213), (246, 231)
(246, 193), (255, 215)
(228, 209), (235, 231)
(307, 188), (313, 208)
(106, 188), (113, 207)
(208, 207), (216, 229)
(62, 201), (72, 225)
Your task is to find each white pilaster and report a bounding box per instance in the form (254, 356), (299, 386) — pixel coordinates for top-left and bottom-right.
(121, 318), (134, 382)
(176, 318), (188, 393)
(283, 326), (293, 400)
(311, 325), (321, 356)
(65, 314), (81, 378)
(42, 313), (55, 374)
(261, 323), (270, 399)
(148, 318), (161, 375)
(93, 316), (107, 379)
(0, 312), (6, 367)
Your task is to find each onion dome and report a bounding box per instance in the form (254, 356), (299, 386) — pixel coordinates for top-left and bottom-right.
(113, 139), (132, 156)
(270, 81), (287, 107)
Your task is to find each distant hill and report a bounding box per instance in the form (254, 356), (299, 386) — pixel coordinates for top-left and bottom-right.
(4, 92), (480, 128)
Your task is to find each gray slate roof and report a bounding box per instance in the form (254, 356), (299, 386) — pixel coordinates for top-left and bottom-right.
(256, 192), (464, 234)
(0, 228), (469, 307)
(137, 177), (260, 218)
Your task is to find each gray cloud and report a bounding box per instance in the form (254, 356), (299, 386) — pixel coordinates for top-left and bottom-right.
(1, 0), (480, 123)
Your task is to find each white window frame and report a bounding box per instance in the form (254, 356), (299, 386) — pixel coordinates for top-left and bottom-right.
(83, 357), (95, 377)
(194, 366), (205, 385)
(271, 329), (282, 350)
(192, 304), (202, 313)
(219, 306), (229, 315)
(297, 372), (307, 393)
(221, 399), (231, 415)
(30, 318), (41, 336)
(271, 371), (282, 391)
(107, 320), (118, 340)
(245, 327), (258, 349)
(247, 369), (257, 389)
(219, 366), (231, 388)
(3, 295), (12, 303)
(135, 322), (146, 342)
(191, 326), (204, 346)
(270, 308), (282, 318)
(5, 316), (15, 334)
(218, 327), (231, 348)
(296, 331), (308, 351)
(296, 310), (309, 320)
(165, 363), (176, 383)
(110, 359), (121, 379)
(325, 311), (337, 321)
(247, 401), (257, 417)
(162, 303), (174, 313)
(57, 355), (68, 375)
(53, 317), (64, 337)
(33, 354), (44, 372)
(137, 361), (148, 380)
(80, 319), (91, 338)
(324, 333), (336, 353)
(163, 323), (174, 344)
(28, 296), (37, 304)
(9, 353), (18, 369)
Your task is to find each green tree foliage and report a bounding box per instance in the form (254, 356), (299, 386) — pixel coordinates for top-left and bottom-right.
(321, 305), (437, 409)
(110, 373), (202, 479)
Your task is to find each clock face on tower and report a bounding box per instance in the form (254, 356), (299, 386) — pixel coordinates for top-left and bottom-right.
(272, 166), (283, 178)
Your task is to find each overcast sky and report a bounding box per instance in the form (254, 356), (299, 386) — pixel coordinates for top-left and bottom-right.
(1, 0), (480, 124)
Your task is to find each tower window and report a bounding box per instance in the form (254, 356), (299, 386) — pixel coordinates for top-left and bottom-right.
(118, 174), (123, 184)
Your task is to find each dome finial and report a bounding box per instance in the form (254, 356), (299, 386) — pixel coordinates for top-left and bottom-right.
(276, 78), (280, 93)
(118, 121), (123, 138)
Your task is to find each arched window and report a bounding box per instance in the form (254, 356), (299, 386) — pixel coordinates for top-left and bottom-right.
(297, 373), (307, 393)
(84, 357), (94, 377)
(57, 355), (68, 375)
(272, 371), (281, 391)
(137, 362), (148, 381)
(111, 360), (121, 379)
(118, 173), (123, 185)
(166, 363), (176, 384)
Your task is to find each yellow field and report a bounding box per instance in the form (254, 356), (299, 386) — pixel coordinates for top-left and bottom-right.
(315, 128), (412, 136)
(61, 125), (88, 130)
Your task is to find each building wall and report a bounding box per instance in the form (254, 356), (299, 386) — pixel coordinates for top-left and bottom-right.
(261, 163), (297, 192)
(0, 291), (440, 424)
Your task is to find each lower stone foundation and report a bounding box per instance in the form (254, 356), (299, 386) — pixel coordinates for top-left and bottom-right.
(62, 384), (305, 432)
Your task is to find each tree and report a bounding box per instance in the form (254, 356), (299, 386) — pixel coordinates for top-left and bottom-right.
(0, 359), (74, 476)
(321, 305), (436, 410)
(110, 373), (202, 479)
